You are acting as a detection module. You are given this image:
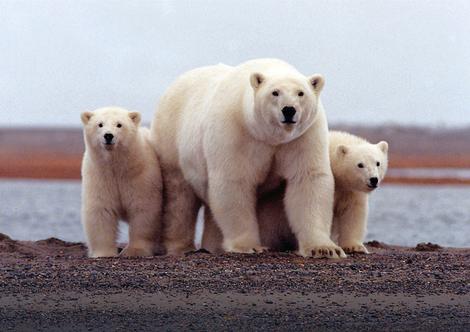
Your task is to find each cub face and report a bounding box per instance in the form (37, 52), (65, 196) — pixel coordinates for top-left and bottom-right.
(250, 72), (324, 143)
(81, 107), (141, 152)
(335, 141), (389, 193)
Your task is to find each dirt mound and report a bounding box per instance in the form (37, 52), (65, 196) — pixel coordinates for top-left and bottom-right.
(35, 237), (85, 248)
(0, 235), (86, 259)
(415, 242), (443, 251)
(365, 240), (389, 249)
(0, 233), (12, 241)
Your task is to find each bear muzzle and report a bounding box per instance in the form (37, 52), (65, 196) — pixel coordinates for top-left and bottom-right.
(367, 177), (379, 189)
(103, 133), (116, 150)
(281, 106), (297, 124)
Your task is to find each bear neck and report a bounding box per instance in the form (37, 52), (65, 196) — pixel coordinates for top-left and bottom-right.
(334, 179), (370, 197)
(241, 90), (265, 142)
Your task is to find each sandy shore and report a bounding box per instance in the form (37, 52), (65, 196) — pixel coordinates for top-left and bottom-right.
(0, 234), (469, 331)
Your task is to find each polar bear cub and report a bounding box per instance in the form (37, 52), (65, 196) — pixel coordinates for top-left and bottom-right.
(152, 58), (345, 258)
(329, 131), (388, 253)
(81, 107), (162, 258)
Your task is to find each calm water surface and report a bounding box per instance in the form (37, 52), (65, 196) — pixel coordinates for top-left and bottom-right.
(0, 180), (469, 247)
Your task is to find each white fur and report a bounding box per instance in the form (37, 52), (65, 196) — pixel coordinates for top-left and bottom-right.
(329, 131), (388, 253)
(202, 131), (389, 255)
(81, 107), (162, 258)
(152, 58), (344, 258)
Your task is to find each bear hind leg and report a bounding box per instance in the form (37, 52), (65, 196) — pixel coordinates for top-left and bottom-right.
(121, 210), (160, 257)
(162, 167), (200, 255)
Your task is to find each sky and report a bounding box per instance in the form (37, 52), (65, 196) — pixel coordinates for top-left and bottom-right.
(0, 0), (469, 127)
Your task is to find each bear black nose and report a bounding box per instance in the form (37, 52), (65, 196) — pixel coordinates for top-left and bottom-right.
(281, 106), (296, 123)
(369, 177), (378, 187)
(104, 133), (114, 143)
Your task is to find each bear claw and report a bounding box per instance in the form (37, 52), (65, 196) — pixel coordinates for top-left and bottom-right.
(342, 244), (369, 254)
(298, 245), (347, 259)
(225, 245), (268, 254)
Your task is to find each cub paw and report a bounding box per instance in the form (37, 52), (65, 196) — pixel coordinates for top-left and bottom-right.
(232, 245), (268, 254)
(223, 236), (267, 254)
(297, 243), (347, 259)
(223, 241), (267, 254)
(120, 246), (154, 257)
(342, 243), (369, 254)
(89, 248), (118, 258)
(164, 243), (195, 256)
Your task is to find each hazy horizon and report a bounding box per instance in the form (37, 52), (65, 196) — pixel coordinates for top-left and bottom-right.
(1, 0), (469, 127)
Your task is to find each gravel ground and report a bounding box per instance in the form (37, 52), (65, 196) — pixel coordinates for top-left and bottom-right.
(0, 234), (469, 331)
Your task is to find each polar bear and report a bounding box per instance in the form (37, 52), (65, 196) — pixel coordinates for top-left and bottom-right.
(328, 131), (388, 253)
(151, 58), (345, 258)
(81, 107), (162, 258)
(202, 131), (388, 254)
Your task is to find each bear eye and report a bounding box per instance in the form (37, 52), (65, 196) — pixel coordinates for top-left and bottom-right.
(298, 91), (304, 97)
(376, 161), (380, 167)
(117, 123), (122, 128)
(358, 163), (364, 168)
(272, 91), (279, 96)
(98, 123), (103, 128)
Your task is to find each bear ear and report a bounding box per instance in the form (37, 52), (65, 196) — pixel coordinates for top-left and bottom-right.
(337, 145), (348, 156)
(129, 111), (141, 125)
(308, 74), (325, 94)
(80, 111), (93, 125)
(250, 72), (265, 90)
(377, 141), (388, 154)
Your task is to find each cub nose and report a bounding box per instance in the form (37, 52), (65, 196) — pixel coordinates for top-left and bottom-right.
(281, 106), (296, 123)
(369, 177), (378, 187)
(104, 133), (114, 143)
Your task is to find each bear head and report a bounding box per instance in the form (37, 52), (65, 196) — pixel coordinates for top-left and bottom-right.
(80, 107), (141, 152)
(334, 141), (389, 193)
(249, 71), (324, 144)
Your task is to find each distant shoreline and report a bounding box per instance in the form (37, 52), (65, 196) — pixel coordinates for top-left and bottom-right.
(1, 154), (470, 184)
(1, 125), (469, 184)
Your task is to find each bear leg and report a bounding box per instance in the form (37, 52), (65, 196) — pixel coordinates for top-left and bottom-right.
(161, 167), (199, 255)
(284, 174), (346, 258)
(82, 206), (119, 258)
(336, 193), (369, 254)
(200, 207), (224, 254)
(121, 210), (160, 257)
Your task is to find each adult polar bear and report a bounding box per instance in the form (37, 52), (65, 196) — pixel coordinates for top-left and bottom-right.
(151, 58), (345, 258)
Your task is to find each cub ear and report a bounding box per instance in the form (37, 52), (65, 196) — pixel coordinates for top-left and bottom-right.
(308, 74), (325, 94)
(337, 145), (348, 156)
(80, 111), (93, 125)
(250, 72), (265, 90)
(377, 141), (389, 154)
(129, 111), (141, 125)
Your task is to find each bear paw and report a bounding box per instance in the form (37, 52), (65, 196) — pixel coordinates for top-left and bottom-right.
(223, 242), (268, 254)
(120, 246), (154, 257)
(222, 235), (268, 254)
(297, 243), (347, 259)
(89, 248), (118, 258)
(341, 243), (369, 254)
(164, 243), (196, 256)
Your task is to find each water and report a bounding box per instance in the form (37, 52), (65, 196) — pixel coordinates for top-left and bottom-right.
(388, 168), (470, 180)
(0, 180), (469, 247)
